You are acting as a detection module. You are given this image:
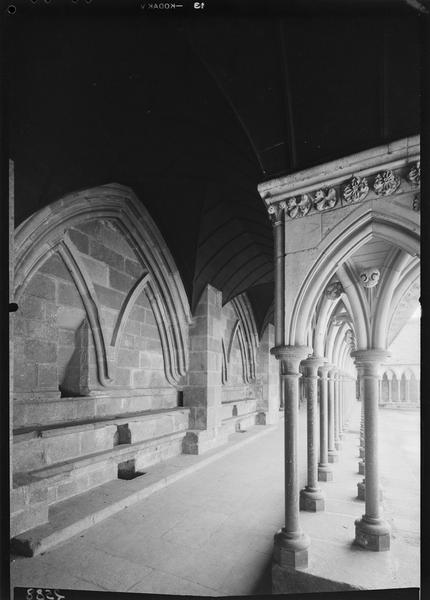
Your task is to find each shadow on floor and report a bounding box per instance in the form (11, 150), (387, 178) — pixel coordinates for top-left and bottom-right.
(248, 556), (419, 600)
(250, 554), (273, 595)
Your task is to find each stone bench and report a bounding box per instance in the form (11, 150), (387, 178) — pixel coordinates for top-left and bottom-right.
(13, 407), (189, 472)
(13, 389), (178, 430)
(221, 397), (257, 421)
(11, 408), (189, 538)
(221, 409), (260, 435)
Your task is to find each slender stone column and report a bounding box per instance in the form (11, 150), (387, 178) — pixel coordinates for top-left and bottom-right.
(327, 367), (339, 463)
(338, 373), (344, 439)
(405, 377), (410, 403)
(341, 375), (348, 430)
(318, 364), (333, 481)
(387, 377), (392, 404)
(279, 371), (284, 410)
(334, 372), (342, 450)
(300, 357), (325, 512)
(271, 345), (312, 568)
(352, 349), (390, 551)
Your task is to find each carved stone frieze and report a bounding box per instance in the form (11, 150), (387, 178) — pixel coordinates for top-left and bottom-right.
(313, 188), (337, 211)
(359, 268), (380, 288)
(286, 194), (312, 219)
(373, 170), (401, 197)
(342, 176), (369, 204)
(268, 200), (286, 225)
(324, 280), (344, 300)
(407, 162), (420, 187)
(268, 159), (419, 221)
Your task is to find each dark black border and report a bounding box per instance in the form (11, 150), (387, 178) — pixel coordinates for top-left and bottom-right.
(2, 1), (428, 599)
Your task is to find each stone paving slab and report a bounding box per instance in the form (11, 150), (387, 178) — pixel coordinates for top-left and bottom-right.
(11, 423), (277, 557)
(10, 404), (420, 596)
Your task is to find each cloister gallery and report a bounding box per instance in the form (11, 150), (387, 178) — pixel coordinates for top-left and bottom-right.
(7, 7), (421, 598)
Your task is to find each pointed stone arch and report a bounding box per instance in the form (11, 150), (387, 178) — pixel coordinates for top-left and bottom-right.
(290, 205), (420, 349)
(14, 183), (191, 387)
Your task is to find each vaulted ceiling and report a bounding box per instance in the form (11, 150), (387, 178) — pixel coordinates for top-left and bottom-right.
(6, 3), (422, 331)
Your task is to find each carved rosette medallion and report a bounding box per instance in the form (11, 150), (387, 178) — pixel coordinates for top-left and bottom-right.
(268, 200), (286, 225)
(373, 170), (401, 196)
(407, 162), (420, 187)
(342, 176), (369, 204)
(285, 194), (312, 219)
(359, 268), (380, 288)
(324, 280), (344, 300)
(313, 188), (337, 211)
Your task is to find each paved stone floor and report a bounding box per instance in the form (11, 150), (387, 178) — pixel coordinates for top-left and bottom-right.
(10, 403), (420, 596)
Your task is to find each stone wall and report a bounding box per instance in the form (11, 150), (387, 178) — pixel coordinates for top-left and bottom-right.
(256, 324), (280, 424)
(14, 217), (175, 417)
(182, 286), (276, 453)
(11, 186), (281, 540)
(219, 296), (260, 426)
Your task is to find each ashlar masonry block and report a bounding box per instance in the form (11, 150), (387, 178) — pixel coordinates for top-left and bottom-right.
(183, 285), (223, 451)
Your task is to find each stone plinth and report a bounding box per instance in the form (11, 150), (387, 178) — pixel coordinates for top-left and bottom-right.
(354, 517), (391, 551)
(273, 529), (311, 569)
(299, 488), (325, 512)
(318, 465), (333, 482)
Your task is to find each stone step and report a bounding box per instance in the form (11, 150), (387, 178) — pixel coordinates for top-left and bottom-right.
(10, 423), (278, 557)
(11, 428), (188, 538)
(13, 389), (178, 430)
(221, 410), (259, 435)
(380, 402), (420, 410)
(13, 408), (190, 473)
(221, 397), (257, 420)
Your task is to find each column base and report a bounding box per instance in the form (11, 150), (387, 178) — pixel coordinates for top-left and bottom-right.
(354, 516), (390, 551)
(357, 481), (383, 501)
(299, 487), (325, 512)
(335, 440), (342, 451)
(318, 465), (333, 482)
(358, 460), (365, 475)
(359, 447), (365, 459)
(273, 529), (310, 569)
(328, 450), (339, 463)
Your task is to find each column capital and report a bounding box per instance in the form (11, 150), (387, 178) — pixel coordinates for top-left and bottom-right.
(271, 345), (311, 362)
(351, 349), (391, 375)
(268, 201), (286, 226)
(318, 362), (332, 378)
(301, 355), (325, 375)
(326, 364), (337, 378)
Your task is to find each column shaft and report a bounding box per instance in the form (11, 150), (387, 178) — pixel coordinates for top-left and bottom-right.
(363, 370), (380, 517)
(405, 378), (410, 403)
(272, 346), (311, 569)
(283, 370), (301, 533)
(352, 350), (390, 551)
(328, 371), (339, 462)
(300, 358), (325, 511)
(318, 365), (332, 481)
